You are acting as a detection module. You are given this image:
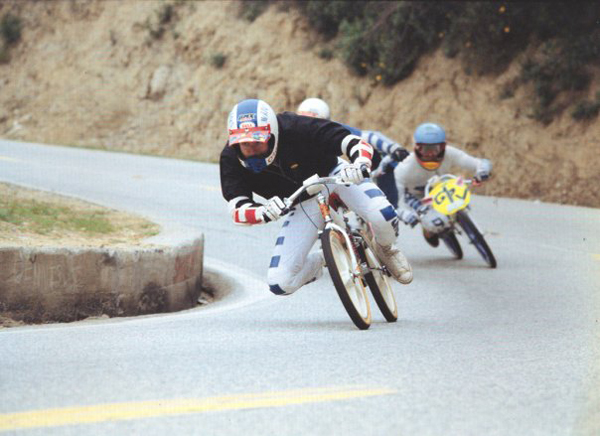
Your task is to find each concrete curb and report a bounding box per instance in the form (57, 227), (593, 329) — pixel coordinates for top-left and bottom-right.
(0, 234), (204, 324)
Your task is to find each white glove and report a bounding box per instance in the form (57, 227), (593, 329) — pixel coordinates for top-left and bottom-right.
(474, 169), (490, 183)
(474, 159), (492, 183)
(339, 163), (368, 185)
(398, 209), (419, 228)
(389, 144), (409, 162)
(261, 196), (286, 222)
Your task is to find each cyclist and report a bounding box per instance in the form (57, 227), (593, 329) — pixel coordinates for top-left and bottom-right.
(297, 98), (409, 208)
(395, 122), (493, 247)
(220, 98), (413, 296)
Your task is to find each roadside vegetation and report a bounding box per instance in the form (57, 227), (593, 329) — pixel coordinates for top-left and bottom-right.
(0, 184), (159, 246)
(0, 11), (22, 63)
(241, 1), (600, 124)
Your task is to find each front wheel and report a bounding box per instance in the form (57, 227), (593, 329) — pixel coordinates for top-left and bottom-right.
(321, 227), (371, 330)
(361, 243), (398, 322)
(456, 211), (497, 268)
(441, 231), (463, 259)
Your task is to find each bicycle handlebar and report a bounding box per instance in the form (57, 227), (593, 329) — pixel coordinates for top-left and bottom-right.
(283, 176), (346, 211)
(281, 164), (371, 215)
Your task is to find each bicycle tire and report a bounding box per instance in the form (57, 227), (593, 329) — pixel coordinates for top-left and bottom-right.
(441, 231), (463, 259)
(457, 211), (497, 268)
(361, 243), (398, 322)
(321, 227), (371, 330)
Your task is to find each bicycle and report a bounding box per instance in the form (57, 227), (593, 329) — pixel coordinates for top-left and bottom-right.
(421, 174), (497, 268)
(281, 173), (398, 330)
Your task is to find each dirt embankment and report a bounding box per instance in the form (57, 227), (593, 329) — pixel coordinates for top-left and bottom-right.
(0, 0), (598, 207)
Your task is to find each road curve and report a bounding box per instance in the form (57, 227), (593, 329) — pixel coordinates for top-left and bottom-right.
(0, 139), (599, 435)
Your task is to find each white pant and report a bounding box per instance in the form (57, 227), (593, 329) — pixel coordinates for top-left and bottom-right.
(420, 208), (451, 234)
(268, 160), (400, 296)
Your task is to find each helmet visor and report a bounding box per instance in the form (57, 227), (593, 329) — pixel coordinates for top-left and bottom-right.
(416, 143), (445, 161)
(228, 125), (271, 146)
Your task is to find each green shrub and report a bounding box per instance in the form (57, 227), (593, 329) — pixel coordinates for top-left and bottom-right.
(1, 13), (22, 46)
(157, 4), (174, 26)
(144, 3), (179, 41)
(238, 0), (270, 22)
(0, 44), (9, 64)
(571, 92), (600, 121)
(318, 47), (334, 60)
(210, 52), (227, 69)
(290, 1), (600, 124)
(294, 0), (367, 39)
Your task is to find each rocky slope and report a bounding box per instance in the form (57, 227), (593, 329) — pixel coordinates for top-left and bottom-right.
(1, 0), (598, 207)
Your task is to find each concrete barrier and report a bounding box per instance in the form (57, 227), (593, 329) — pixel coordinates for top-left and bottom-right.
(0, 236), (204, 324)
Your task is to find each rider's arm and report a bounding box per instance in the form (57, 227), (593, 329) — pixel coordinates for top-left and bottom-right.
(361, 130), (406, 159)
(296, 115), (374, 168)
(341, 134), (374, 168)
(445, 145), (492, 179)
(220, 146), (268, 226)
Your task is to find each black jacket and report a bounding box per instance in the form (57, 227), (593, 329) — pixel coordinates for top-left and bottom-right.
(220, 112), (367, 204)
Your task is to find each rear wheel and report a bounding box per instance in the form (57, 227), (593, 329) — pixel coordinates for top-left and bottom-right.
(361, 243), (398, 322)
(321, 227), (371, 330)
(457, 211), (497, 268)
(441, 231), (463, 259)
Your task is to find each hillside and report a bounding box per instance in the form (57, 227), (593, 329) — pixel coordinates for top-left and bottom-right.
(0, 0), (598, 207)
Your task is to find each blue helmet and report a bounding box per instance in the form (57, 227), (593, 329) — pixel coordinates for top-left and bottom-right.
(413, 123), (446, 171)
(414, 123), (446, 144)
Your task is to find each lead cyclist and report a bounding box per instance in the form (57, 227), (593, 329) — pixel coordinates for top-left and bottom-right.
(220, 99), (413, 296)
(297, 98), (409, 209)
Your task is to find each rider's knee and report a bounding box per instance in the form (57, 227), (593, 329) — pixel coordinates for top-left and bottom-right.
(267, 268), (300, 296)
(368, 204), (400, 245)
(268, 283), (295, 296)
(421, 210), (449, 233)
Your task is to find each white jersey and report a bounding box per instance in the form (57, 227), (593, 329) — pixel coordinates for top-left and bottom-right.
(394, 145), (486, 202)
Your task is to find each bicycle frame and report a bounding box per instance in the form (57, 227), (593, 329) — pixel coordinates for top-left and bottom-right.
(283, 176), (361, 273)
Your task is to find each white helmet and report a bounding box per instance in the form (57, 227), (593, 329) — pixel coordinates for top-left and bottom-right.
(227, 99), (279, 173)
(297, 98), (331, 120)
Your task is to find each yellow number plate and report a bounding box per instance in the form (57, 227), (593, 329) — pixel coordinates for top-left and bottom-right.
(428, 179), (471, 215)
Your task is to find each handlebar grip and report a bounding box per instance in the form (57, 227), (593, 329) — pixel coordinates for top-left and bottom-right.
(360, 164), (371, 178)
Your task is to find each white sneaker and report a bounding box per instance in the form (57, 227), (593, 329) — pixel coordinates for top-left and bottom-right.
(374, 242), (413, 284)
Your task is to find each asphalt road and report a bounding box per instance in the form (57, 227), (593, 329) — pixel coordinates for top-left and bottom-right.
(0, 139), (599, 435)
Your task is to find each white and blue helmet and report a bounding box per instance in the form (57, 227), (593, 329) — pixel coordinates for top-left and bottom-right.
(297, 97), (331, 120)
(227, 99), (279, 173)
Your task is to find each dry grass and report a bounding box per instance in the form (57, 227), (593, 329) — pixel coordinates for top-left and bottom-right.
(0, 183), (159, 247)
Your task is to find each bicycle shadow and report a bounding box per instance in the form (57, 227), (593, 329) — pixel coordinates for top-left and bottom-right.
(407, 254), (495, 270)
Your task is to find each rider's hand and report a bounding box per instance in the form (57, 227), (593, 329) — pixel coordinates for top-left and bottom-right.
(390, 144), (409, 162)
(399, 209), (419, 228)
(416, 204), (430, 216)
(474, 169), (490, 183)
(261, 196), (286, 222)
(339, 163), (368, 185)
(474, 159), (492, 183)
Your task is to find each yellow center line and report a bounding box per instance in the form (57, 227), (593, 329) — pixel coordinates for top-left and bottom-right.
(0, 386), (395, 431)
(0, 155), (20, 162)
(198, 184), (220, 192)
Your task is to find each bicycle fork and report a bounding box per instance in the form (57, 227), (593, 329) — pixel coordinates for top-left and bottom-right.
(316, 193), (364, 282)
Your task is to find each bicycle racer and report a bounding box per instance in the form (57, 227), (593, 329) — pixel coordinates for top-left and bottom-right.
(220, 98), (413, 296)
